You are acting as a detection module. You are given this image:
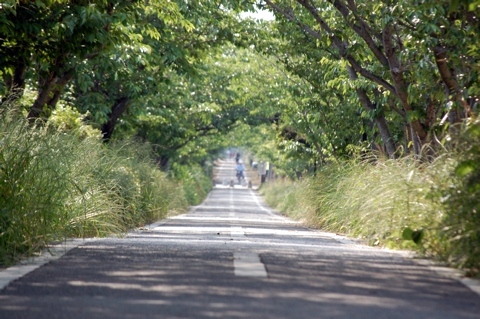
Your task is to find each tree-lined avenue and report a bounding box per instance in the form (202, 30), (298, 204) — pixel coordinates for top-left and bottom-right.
(0, 159), (479, 318)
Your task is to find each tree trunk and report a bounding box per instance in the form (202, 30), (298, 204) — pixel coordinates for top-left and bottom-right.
(374, 116), (396, 158)
(1, 60), (27, 106)
(433, 45), (472, 121)
(27, 70), (73, 121)
(347, 66), (397, 158)
(47, 70), (75, 109)
(410, 124), (421, 157)
(101, 97), (130, 142)
(156, 155), (170, 171)
(382, 25), (428, 152)
(27, 73), (57, 121)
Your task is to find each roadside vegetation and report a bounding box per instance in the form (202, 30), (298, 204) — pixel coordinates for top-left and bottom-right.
(260, 118), (480, 277)
(0, 106), (211, 267)
(1, 1), (479, 276)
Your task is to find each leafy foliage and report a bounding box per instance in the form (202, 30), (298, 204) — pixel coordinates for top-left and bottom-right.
(256, 0), (479, 157)
(1, 0), (480, 277)
(437, 118), (480, 275)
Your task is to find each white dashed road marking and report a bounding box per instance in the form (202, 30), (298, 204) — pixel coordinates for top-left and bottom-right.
(233, 252), (267, 278)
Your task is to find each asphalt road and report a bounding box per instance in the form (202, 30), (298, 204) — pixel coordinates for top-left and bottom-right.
(0, 159), (479, 319)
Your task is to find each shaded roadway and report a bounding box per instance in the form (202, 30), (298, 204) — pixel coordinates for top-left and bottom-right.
(0, 159), (479, 319)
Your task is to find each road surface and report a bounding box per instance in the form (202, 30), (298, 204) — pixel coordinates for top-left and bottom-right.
(0, 159), (479, 319)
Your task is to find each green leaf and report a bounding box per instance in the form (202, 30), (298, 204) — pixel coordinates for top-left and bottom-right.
(402, 227), (414, 240)
(403, 227), (424, 244)
(455, 160), (476, 177)
(467, 123), (480, 137)
(468, 1), (480, 11)
(411, 229), (424, 245)
(449, 0), (460, 12)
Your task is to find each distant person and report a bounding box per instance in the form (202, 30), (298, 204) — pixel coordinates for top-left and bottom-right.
(236, 161), (245, 183)
(235, 152), (241, 163)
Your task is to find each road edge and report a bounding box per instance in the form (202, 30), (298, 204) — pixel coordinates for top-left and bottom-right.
(410, 257), (480, 297)
(0, 238), (95, 291)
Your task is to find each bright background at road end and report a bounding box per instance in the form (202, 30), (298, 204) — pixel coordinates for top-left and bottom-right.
(240, 8), (274, 21)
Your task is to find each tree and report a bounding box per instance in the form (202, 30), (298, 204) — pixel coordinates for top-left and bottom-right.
(128, 44), (286, 168)
(259, 0), (478, 156)
(69, 0), (256, 141)
(265, 17), (397, 158)
(0, 0), (191, 121)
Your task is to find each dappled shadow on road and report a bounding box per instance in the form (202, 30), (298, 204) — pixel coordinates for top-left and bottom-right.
(0, 240), (479, 319)
(1, 184), (479, 319)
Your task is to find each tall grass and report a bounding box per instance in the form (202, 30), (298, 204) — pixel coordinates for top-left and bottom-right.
(260, 146), (480, 275)
(0, 113), (85, 262)
(0, 108), (190, 266)
(170, 162), (213, 206)
(262, 158), (442, 246)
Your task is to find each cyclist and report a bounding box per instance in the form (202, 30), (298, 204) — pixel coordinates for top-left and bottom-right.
(235, 161), (245, 183)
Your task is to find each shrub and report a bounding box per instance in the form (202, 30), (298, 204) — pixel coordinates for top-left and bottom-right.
(170, 162), (212, 205)
(436, 118), (480, 276)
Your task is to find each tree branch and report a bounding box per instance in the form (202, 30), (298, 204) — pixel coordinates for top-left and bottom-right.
(330, 0), (389, 67)
(382, 24), (427, 141)
(294, 0), (396, 94)
(433, 44), (472, 118)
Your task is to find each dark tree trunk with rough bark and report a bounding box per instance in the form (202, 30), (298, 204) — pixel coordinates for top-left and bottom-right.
(382, 25), (428, 154)
(433, 45), (472, 123)
(347, 66), (397, 158)
(27, 65), (74, 122)
(101, 97), (130, 142)
(1, 60), (27, 106)
(27, 74), (57, 121)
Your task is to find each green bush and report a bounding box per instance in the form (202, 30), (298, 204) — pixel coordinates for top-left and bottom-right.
(436, 118), (480, 276)
(103, 142), (188, 225)
(170, 162), (212, 205)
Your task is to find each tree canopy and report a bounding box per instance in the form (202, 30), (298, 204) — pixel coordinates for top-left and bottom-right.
(1, 0), (479, 175)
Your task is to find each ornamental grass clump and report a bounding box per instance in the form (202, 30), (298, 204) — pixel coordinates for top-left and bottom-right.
(0, 112), (81, 264)
(0, 107), (189, 266)
(261, 178), (303, 218)
(261, 155), (444, 249)
(170, 162), (212, 206)
(261, 134), (480, 276)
